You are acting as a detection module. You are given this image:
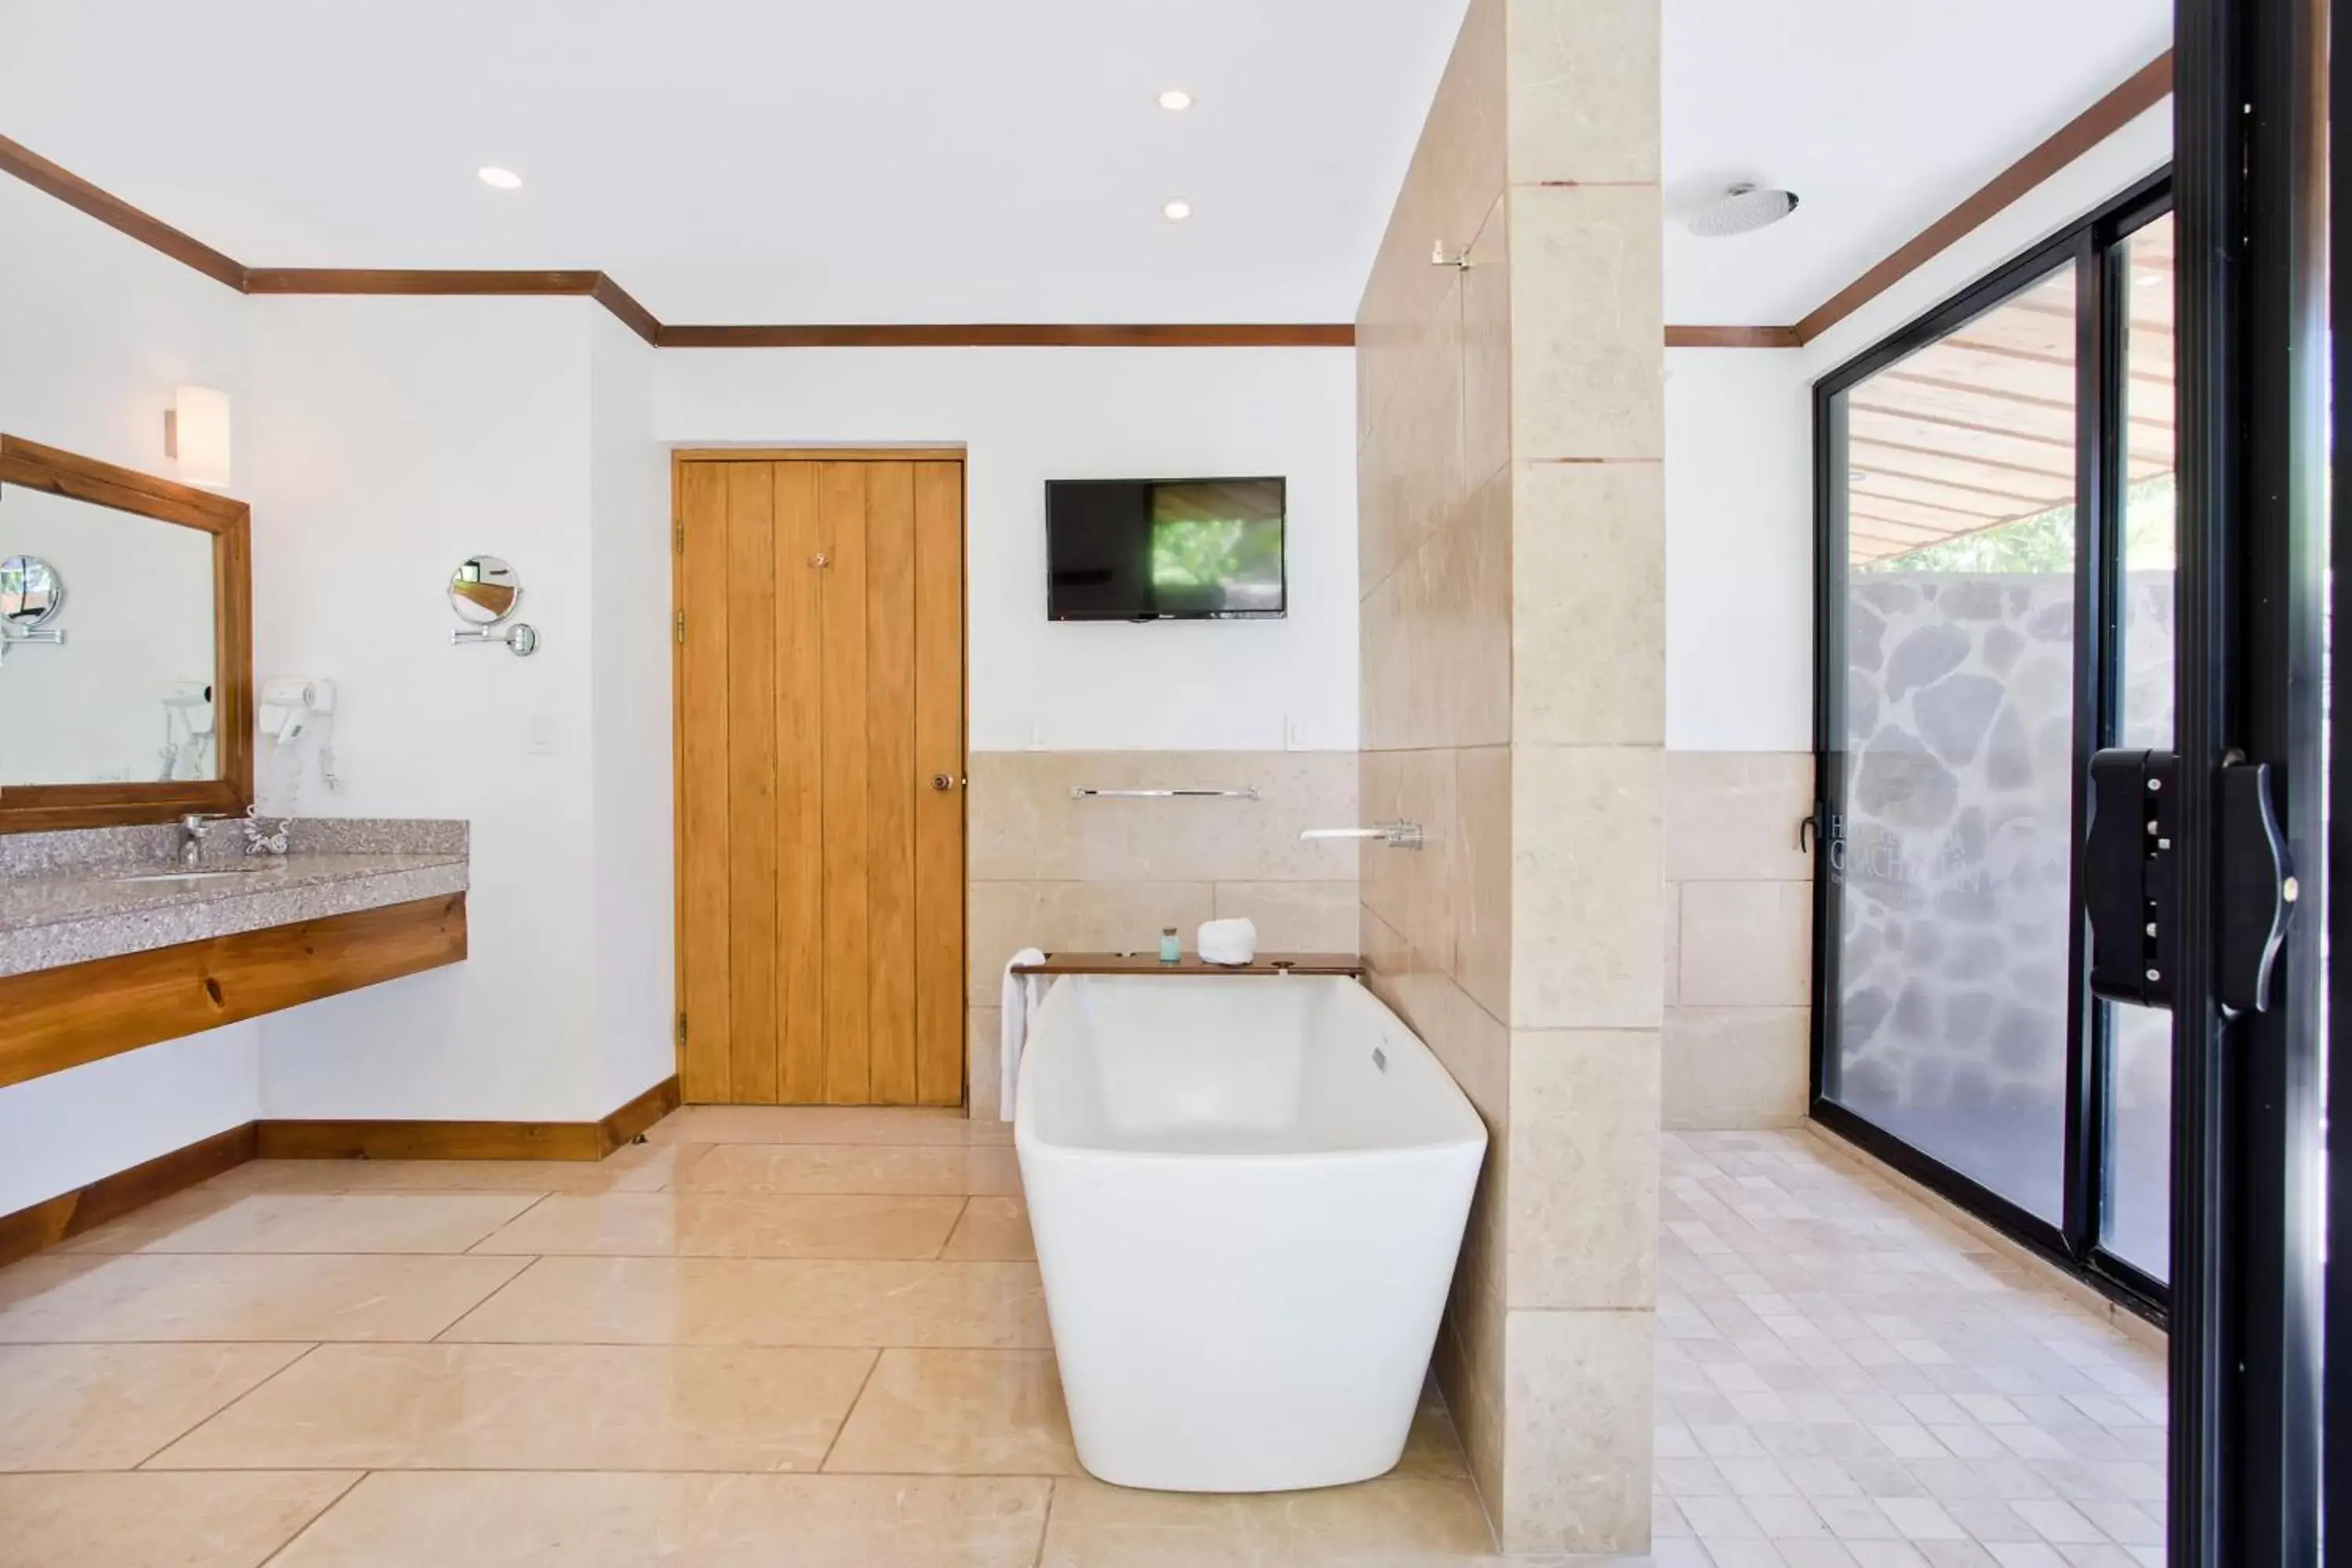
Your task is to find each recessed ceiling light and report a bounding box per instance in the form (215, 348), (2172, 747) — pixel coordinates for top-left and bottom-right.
(477, 166), (523, 190)
(1158, 89), (1193, 111)
(1163, 199), (1192, 222)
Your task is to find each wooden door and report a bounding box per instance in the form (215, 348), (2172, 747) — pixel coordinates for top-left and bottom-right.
(673, 454), (965, 1105)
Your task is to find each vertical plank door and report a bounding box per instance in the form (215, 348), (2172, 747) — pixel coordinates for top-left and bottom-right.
(673, 456), (965, 1105)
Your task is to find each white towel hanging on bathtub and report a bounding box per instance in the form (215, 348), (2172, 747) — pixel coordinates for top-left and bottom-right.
(999, 948), (1047, 1122)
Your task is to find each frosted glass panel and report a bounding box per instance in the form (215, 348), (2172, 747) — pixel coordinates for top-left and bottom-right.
(1830, 265), (2080, 1221)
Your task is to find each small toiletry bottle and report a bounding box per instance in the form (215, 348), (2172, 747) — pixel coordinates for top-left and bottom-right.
(1159, 927), (1181, 964)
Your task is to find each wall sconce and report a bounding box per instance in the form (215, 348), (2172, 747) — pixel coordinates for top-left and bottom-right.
(163, 385), (232, 490)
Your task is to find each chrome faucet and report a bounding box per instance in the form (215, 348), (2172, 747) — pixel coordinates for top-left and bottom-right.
(177, 811), (234, 869)
(1300, 822), (1426, 851)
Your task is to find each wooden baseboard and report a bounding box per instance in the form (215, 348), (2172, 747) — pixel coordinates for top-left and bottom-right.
(598, 1074), (683, 1152)
(255, 1074), (684, 1162)
(0, 893), (469, 1091)
(0, 1122), (256, 1269)
(0, 1077), (683, 1269)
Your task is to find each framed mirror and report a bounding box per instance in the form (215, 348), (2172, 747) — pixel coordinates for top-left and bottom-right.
(0, 434), (252, 831)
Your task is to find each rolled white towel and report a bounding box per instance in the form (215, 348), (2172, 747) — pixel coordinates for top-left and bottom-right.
(1196, 916), (1258, 967)
(1000, 948), (1047, 1122)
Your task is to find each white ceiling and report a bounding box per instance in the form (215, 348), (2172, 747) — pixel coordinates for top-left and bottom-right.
(0, 0), (1471, 324)
(1, 0), (2172, 327)
(1663, 0), (2173, 325)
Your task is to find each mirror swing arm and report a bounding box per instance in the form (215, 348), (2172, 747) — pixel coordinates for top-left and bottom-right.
(0, 434), (254, 833)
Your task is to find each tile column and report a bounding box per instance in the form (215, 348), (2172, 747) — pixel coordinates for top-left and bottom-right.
(1496, 0), (1663, 1550)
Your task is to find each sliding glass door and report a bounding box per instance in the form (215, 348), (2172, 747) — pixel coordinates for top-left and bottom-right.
(1813, 176), (2174, 1312)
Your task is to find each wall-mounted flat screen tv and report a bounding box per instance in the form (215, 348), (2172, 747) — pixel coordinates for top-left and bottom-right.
(1045, 477), (1286, 620)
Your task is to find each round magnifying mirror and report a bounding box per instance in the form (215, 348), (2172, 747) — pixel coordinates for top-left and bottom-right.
(449, 555), (521, 626)
(0, 555), (64, 630)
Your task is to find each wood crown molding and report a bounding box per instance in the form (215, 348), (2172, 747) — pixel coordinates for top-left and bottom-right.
(0, 134), (1346, 348)
(1668, 48), (2173, 349)
(658, 322), (1354, 348)
(1664, 325), (1801, 349)
(1793, 49), (2173, 343)
(6, 49), (2167, 356)
(0, 1076), (688, 1269)
(0, 131), (248, 291)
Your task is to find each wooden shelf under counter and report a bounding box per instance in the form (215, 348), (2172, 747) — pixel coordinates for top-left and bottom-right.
(1010, 951), (1363, 978)
(0, 894), (467, 1091)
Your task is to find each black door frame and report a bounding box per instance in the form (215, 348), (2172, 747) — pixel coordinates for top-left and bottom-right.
(1809, 172), (2176, 1321)
(2328, 0), (2350, 1552)
(2172, 0), (2329, 1558)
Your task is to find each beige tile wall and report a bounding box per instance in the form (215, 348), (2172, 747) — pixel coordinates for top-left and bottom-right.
(1662, 752), (1813, 1130)
(964, 750), (1359, 1117)
(1356, 0), (1661, 1552)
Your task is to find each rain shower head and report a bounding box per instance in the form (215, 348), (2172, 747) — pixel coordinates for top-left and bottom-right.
(1690, 183), (1801, 238)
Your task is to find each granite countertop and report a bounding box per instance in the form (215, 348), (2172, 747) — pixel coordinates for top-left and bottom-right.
(0, 818), (470, 979)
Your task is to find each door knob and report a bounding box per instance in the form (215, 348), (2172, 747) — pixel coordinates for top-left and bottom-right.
(931, 773), (956, 791)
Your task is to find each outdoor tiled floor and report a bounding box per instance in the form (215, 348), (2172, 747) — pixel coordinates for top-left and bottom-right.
(1649, 1131), (2167, 1568)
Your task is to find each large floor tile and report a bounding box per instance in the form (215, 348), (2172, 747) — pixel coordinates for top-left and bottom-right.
(941, 1195), (1036, 1261)
(679, 1142), (1022, 1196)
(0, 1471), (358, 1568)
(57, 1191), (538, 1255)
(441, 1256), (1053, 1348)
(0, 1342), (308, 1470)
(0, 1253), (528, 1342)
(1036, 1475), (1498, 1565)
(825, 1348), (1077, 1475)
(267, 1471), (1051, 1567)
(200, 1142), (706, 1196)
(470, 1191), (965, 1259)
(150, 1341), (875, 1472)
(645, 1105), (1013, 1146)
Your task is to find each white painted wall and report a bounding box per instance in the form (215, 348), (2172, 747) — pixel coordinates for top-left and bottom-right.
(1663, 103), (2172, 756)
(658, 347), (1360, 753)
(1664, 348), (1812, 752)
(586, 312), (677, 1112)
(245, 296), (612, 1121)
(0, 175), (260, 1214)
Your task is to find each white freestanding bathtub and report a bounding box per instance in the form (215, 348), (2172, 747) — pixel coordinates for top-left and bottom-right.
(1014, 973), (1487, 1493)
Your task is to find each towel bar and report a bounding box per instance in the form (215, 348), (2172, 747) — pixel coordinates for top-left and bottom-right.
(1069, 786), (1262, 800)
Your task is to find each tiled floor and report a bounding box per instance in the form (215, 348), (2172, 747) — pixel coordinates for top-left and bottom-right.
(1653, 1132), (2168, 1568)
(0, 1118), (2164, 1566)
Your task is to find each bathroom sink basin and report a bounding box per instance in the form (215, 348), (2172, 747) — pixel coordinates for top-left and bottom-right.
(111, 866), (279, 884)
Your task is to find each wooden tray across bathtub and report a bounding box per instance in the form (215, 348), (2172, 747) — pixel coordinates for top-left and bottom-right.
(1009, 951), (1364, 978)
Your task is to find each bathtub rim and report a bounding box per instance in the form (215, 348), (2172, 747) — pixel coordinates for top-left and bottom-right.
(1012, 972), (1490, 1164)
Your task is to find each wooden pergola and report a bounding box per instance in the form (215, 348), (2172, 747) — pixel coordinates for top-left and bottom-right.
(1846, 214), (2176, 565)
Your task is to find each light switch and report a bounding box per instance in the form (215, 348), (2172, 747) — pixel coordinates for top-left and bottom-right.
(525, 711), (557, 757)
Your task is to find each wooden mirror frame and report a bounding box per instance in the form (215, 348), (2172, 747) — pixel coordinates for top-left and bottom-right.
(0, 434), (253, 832)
